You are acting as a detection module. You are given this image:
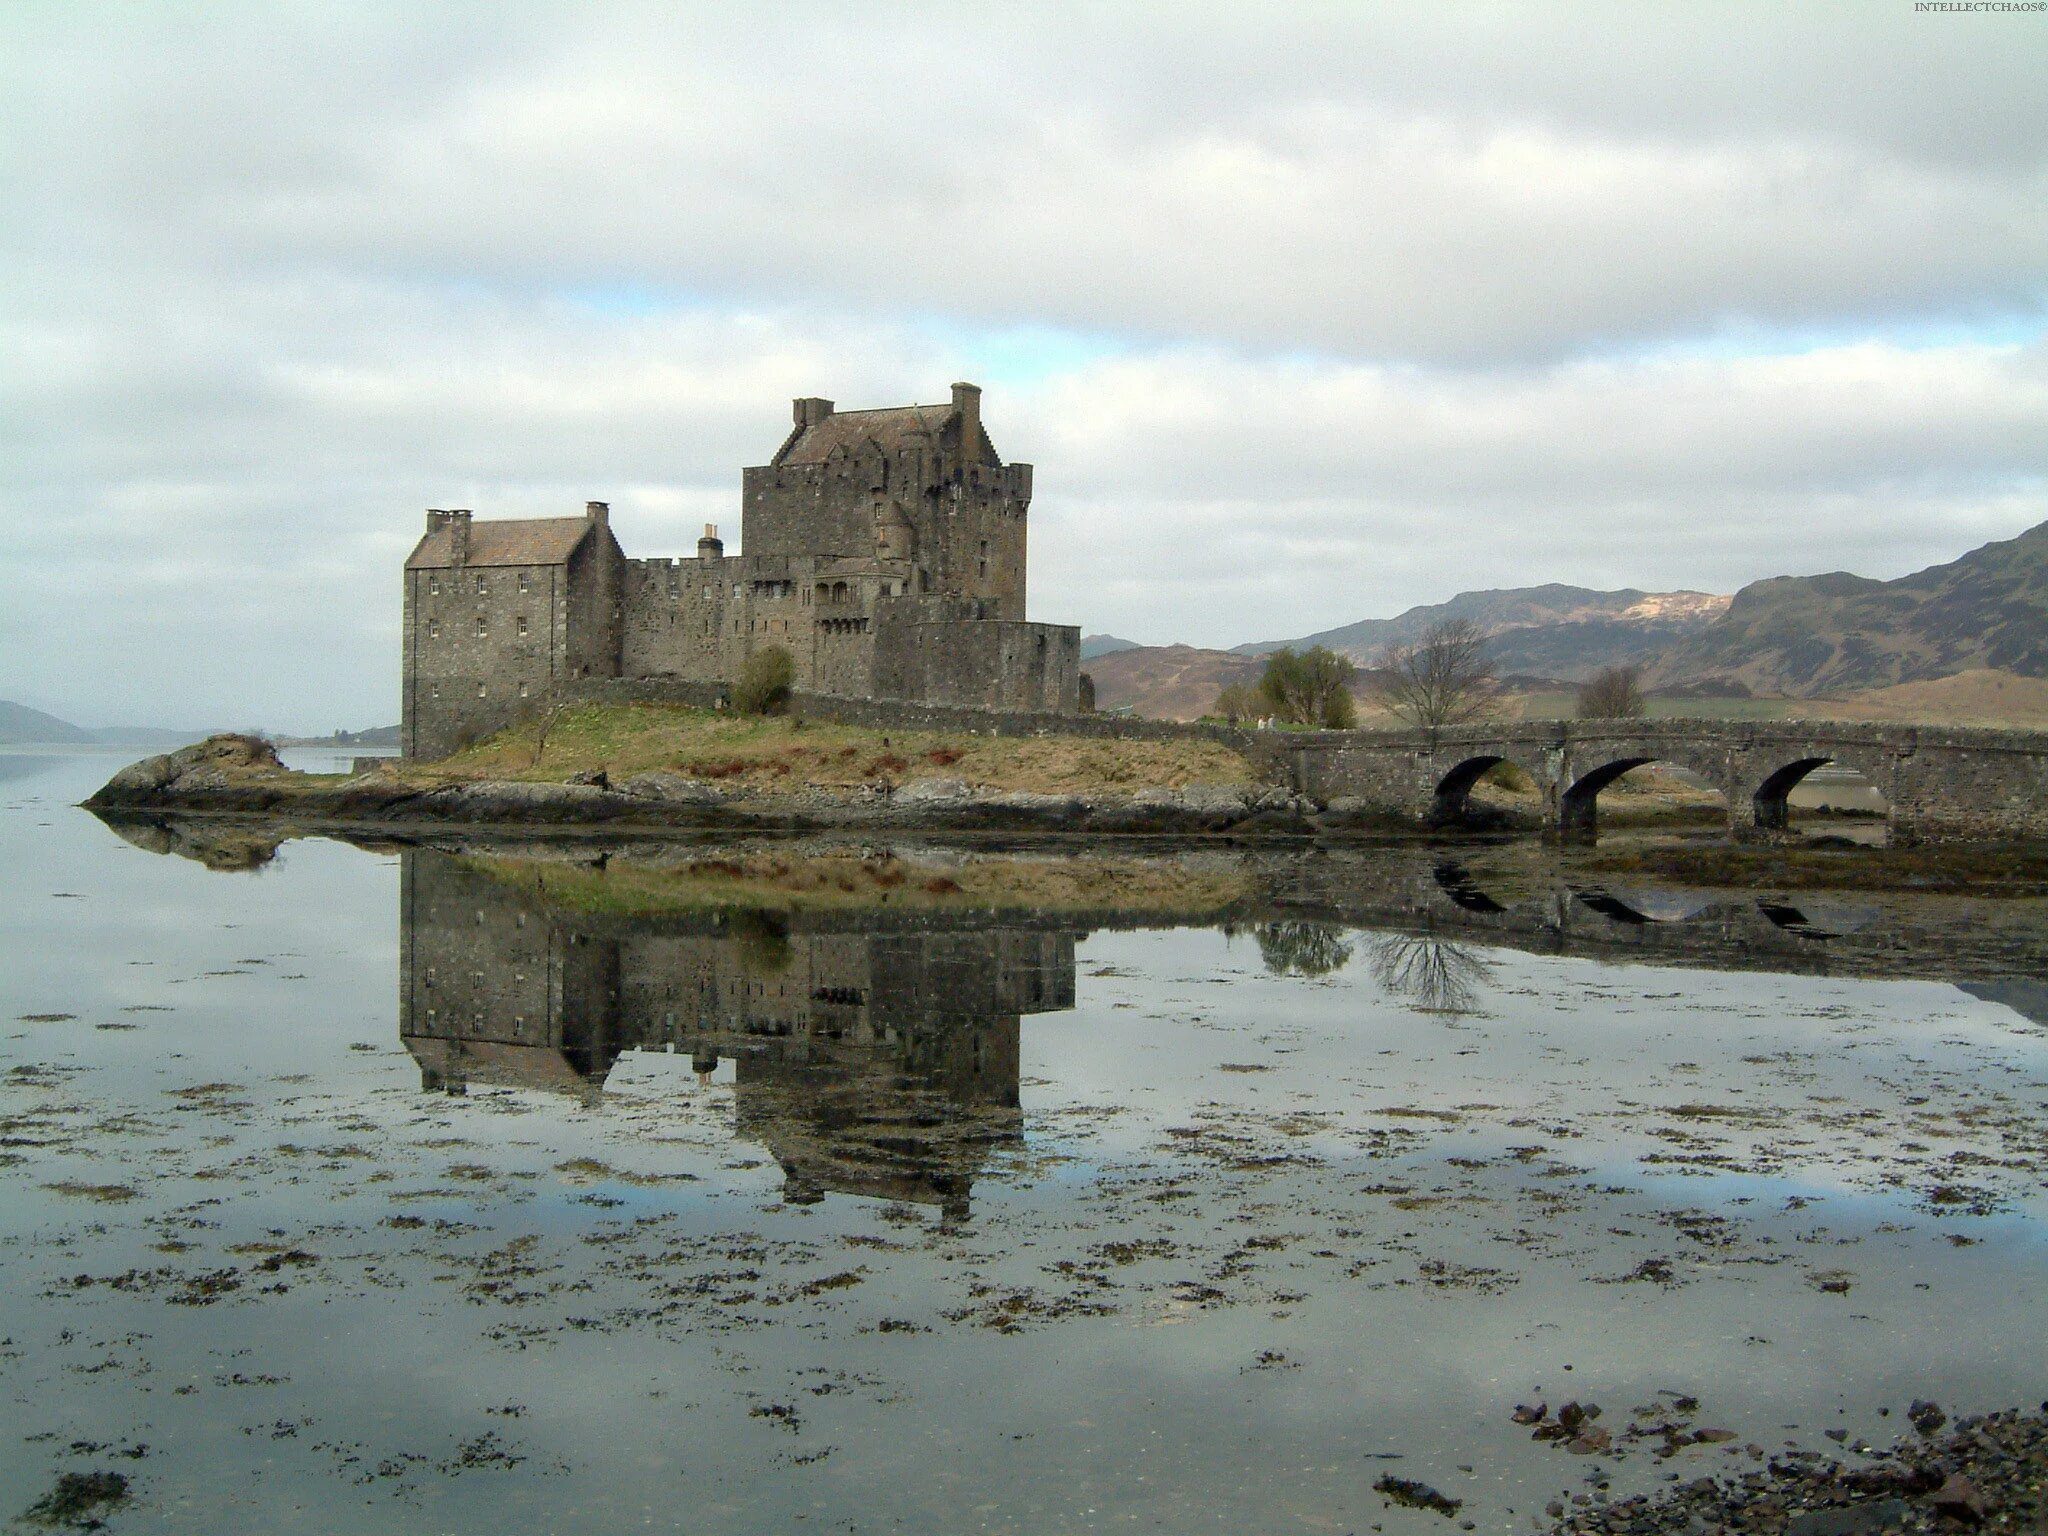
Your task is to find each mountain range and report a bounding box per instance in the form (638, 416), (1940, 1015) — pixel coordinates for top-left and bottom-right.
(1088, 519), (2048, 719)
(1645, 520), (2048, 695)
(0, 702), (410, 750)
(1236, 585), (1731, 678)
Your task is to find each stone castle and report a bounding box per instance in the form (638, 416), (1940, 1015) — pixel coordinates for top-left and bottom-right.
(402, 382), (1081, 758)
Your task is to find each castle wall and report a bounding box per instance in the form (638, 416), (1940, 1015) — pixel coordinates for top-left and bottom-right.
(401, 561), (571, 760)
(872, 611), (1081, 713)
(565, 529), (624, 680)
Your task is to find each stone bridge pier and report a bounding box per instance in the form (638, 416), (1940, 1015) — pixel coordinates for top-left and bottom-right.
(1277, 719), (2048, 843)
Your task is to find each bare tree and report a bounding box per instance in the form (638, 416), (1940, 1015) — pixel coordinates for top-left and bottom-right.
(528, 697), (573, 770)
(1368, 617), (1496, 731)
(1575, 664), (1647, 719)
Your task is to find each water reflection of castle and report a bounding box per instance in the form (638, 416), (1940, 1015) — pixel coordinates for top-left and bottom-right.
(399, 852), (1076, 1220)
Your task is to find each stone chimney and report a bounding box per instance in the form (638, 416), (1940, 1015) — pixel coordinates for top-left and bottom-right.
(697, 522), (724, 560)
(951, 381), (981, 458)
(585, 500), (609, 526)
(447, 508), (472, 564)
(793, 397), (834, 430)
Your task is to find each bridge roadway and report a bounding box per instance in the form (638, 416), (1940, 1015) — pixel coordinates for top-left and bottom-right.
(1273, 717), (2048, 841)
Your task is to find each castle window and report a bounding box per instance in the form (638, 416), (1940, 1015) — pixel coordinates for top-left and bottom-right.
(428, 576), (440, 595)
(515, 615), (528, 636)
(475, 574), (488, 594)
(979, 540), (989, 578)
(475, 614), (487, 634)
(428, 621), (440, 639)
(518, 681), (529, 698)
(516, 570), (529, 592)
(477, 683), (488, 698)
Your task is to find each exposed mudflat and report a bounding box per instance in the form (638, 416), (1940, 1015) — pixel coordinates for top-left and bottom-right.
(6, 752), (2047, 1533)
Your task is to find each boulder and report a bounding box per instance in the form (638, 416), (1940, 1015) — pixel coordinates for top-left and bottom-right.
(89, 734), (284, 806)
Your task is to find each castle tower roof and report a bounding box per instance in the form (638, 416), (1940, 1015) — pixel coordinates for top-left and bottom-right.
(770, 399), (1000, 468)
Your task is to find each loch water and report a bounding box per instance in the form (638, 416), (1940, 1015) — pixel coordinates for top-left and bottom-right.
(3, 752), (2045, 1533)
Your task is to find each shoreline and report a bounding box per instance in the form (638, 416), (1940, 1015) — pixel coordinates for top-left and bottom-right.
(80, 734), (2048, 893)
(1539, 1403), (2048, 1536)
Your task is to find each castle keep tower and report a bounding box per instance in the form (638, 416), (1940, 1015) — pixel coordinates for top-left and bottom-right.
(401, 384), (1080, 759)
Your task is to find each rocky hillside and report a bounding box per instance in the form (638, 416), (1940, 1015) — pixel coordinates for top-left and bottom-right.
(1085, 645), (1258, 721)
(1650, 519), (2048, 695)
(1237, 585), (1729, 680)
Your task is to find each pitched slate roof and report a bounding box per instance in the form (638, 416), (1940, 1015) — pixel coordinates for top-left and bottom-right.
(405, 517), (596, 570)
(773, 404), (998, 467)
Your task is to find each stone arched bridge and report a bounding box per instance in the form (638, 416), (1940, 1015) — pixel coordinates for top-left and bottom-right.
(1275, 717), (2048, 841)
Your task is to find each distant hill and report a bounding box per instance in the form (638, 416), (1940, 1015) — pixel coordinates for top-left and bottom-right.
(1085, 645), (1259, 721)
(0, 700), (94, 745)
(276, 725), (401, 748)
(1080, 634), (1144, 661)
(1237, 585), (1729, 681)
(1649, 520), (2048, 695)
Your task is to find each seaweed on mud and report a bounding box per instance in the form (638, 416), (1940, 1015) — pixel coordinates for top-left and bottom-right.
(18, 1470), (130, 1530)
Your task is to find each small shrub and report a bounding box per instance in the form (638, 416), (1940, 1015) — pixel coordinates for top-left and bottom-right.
(926, 746), (964, 767)
(733, 646), (795, 715)
(1482, 761), (1533, 793)
(1210, 682), (1260, 725)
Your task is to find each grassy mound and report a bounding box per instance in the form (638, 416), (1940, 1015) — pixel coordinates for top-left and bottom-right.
(471, 847), (1257, 920)
(411, 703), (1262, 797)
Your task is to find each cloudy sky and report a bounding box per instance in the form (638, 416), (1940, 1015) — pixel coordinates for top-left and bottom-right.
(4, 2), (2046, 730)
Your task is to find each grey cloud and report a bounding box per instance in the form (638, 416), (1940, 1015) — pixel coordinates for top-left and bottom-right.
(6, 5), (2044, 361)
(2, 4), (2044, 727)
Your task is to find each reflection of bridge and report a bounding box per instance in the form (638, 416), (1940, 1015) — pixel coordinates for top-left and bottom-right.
(399, 852), (1075, 1221)
(1278, 718), (2048, 840)
(1255, 850), (2048, 1012)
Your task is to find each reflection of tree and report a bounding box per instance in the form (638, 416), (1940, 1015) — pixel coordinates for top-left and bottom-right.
(1367, 933), (1492, 1016)
(730, 910), (793, 976)
(1254, 921), (1354, 977)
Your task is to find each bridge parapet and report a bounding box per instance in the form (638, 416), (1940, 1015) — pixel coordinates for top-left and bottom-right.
(1279, 718), (2048, 842)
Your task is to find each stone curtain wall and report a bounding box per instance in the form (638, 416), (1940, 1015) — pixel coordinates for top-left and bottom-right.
(871, 616), (1081, 713)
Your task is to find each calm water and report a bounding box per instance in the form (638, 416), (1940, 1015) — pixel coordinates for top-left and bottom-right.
(3, 751), (2046, 1533)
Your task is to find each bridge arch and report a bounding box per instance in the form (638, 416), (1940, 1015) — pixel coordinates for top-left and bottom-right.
(1559, 754), (1728, 838)
(1747, 755), (1891, 836)
(1429, 754), (1544, 828)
